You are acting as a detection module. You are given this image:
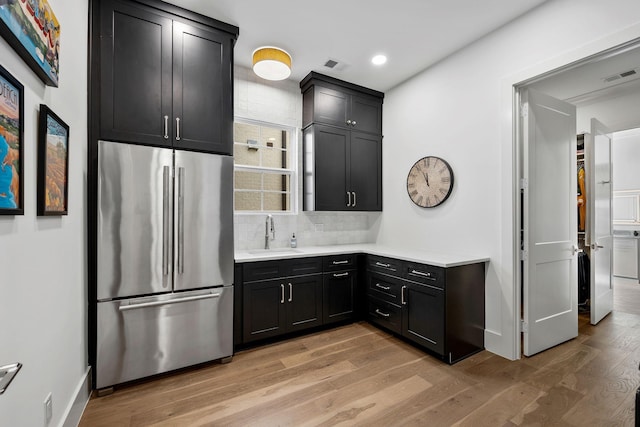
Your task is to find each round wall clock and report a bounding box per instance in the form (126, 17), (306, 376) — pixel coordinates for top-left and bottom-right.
(406, 156), (454, 208)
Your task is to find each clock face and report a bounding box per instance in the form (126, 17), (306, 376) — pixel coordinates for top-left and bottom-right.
(406, 156), (454, 208)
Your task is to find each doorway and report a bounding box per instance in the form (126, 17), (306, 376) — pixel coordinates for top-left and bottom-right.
(515, 38), (640, 357)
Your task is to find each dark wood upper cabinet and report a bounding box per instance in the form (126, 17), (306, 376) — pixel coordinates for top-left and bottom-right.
(301, 72), (383, 135)
(98, 0), (237, 154)
(301, 72), (383, 211)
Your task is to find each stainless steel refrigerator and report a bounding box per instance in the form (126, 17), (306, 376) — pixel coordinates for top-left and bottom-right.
(96, 140), (234, 389)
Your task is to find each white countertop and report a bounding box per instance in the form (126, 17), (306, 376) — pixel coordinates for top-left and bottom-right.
(235, 243), (489, 268)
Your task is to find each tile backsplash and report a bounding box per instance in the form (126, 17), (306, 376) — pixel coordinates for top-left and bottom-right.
(234, 212), (381, 250)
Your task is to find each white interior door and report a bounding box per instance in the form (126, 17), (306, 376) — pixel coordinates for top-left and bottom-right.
(522, 88), (578, 357)
(585, 118), (613, 324)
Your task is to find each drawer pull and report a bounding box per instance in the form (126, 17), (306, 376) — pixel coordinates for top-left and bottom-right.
(375, 262), (391, 268)
(332, 260), (349, 265)
(410, 269), (433, 278)
(375, 309), (390, 318)
(375, 283), (391, 291)
(333, 272), (349, 278)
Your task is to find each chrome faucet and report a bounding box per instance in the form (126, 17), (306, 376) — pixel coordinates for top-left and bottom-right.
(265, 214), (275, 249)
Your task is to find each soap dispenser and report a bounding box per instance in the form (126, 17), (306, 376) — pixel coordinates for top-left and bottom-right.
(290, 233), (297, 248)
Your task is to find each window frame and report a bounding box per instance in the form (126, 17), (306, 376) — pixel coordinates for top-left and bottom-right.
(233, 117), (298, 215)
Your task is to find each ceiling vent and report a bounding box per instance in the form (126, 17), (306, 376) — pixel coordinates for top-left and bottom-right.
(603, 68), (638, 83)
(323, 58), (348, 71)
(324, 59), (339, 69)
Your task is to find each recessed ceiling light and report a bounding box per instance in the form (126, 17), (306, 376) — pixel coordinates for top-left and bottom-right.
(371, 54), (387, 66)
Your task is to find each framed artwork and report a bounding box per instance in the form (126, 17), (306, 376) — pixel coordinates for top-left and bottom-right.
(0, 0), (60, 87)
(37, 104), (69, 215)
(0, 64), (24, 215)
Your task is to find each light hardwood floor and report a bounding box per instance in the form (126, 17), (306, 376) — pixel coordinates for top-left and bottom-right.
(81, 282), (640, 426)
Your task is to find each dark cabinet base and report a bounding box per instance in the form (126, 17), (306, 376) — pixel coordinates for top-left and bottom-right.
(235, 255), (485, 365)
(366, 259), (485, 365)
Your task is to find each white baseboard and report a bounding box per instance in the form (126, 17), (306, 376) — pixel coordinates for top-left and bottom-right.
(62, 367), (92, 427)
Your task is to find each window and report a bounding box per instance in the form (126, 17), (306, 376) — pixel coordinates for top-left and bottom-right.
(233, 119), (297, 213)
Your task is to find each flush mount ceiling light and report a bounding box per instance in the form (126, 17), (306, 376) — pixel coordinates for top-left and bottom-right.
(252, 47), (292, 81)
(371, 54), (387, 66)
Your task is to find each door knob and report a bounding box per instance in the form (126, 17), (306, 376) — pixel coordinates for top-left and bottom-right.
(591, 243), (604, 250)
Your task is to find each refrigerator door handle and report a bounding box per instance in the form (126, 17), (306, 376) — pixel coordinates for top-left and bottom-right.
(162, 165), (171, 278)
(118, 293), (220, 311)
(177, 167), (185, 274)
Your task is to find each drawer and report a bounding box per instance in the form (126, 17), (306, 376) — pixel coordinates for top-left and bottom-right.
(367, 295), (402, 334)
(367, 255), (402, 277)
(367, 272), (403, 304)
(243, 260), (288, 282)
(243, 257), (323, 282)
(284, 257), (323, 277)
(323, 254), (357, 271)
(404, 262), (444, 289)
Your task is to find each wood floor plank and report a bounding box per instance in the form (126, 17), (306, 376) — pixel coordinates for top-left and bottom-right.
(80, 305), (640, 427)
(303, 375), (432, 426)
(510, 385), (584, 426)
(452, 382), (543, 427)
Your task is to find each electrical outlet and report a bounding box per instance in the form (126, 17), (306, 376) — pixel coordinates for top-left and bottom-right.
(315, 223), (324, 232)
(44, 393), (52, 425)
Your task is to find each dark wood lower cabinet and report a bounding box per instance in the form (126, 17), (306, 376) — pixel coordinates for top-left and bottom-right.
(286, 275), (323, 333)
(242, 275), (322, 343)
(323, 269), (356, 324)
(366, 257), (485, 364)
(401, 282), (445, 355)
(242, 278), (287, 343)
(237, 254), (485, 365)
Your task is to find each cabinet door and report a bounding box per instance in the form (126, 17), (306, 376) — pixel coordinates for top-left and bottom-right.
(313, 86), (350, 129)
(242, 279), (287, 343)
(311, 125), (350, 210)
(285, 275), (323, 332)
(402, 283), (445, 355)
(323, 270), (356, 324)
(349, 132), (382, 211)
(100, 0), (173, 146)
(173, 21), (233, 154)
(350, 95), (382, 135)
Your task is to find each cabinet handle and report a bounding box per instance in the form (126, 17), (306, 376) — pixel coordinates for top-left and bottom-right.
(375, 309), (390, 318)
(346, 191), (351, 207)
(410, 269), (433, 278)
(163, 115), (169, 139)
(375, 283), (390, 291)
(288, 283), (293, 302)
(352, 192), (356, 207)
(280, 284), (284, 304)
(346, 119), (352, 125)
(401, 285), (407, 305)
(333, 272), (349, 278)
(375, 262), (391, 268)
(351, 120), (357, 126)
(175, 117), (181, 141)
(332, 260), (349, 265)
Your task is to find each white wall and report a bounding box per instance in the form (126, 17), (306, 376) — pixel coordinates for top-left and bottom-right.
(577, 90), (640, 133)
(0, 1), (89, 426)
(233, 65), (380, 250)
(613, 127), (640, 191)
(380, 0), (640, 359)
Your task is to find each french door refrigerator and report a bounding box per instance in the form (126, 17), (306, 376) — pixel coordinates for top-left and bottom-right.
(96, 141), (233, 389)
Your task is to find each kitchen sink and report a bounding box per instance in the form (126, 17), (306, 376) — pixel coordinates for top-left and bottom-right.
(247, 248), (303, 255)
